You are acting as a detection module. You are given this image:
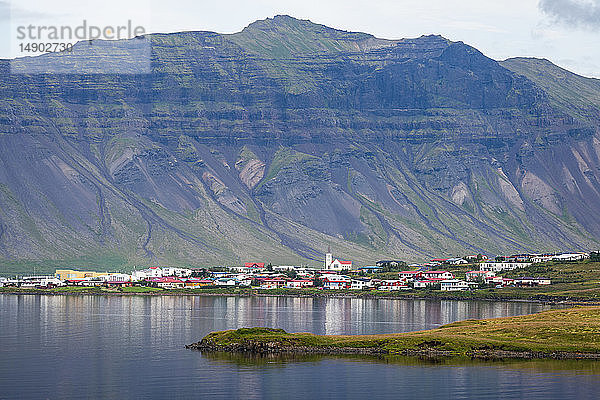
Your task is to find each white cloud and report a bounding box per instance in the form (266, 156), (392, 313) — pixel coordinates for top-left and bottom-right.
(539, 0), (600, 29)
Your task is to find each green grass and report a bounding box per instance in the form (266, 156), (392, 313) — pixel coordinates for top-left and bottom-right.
(256, 147), (315, 189)
(197, 307), (600, 357)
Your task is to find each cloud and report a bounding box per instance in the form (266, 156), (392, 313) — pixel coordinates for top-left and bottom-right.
(539, 0), (600, 29)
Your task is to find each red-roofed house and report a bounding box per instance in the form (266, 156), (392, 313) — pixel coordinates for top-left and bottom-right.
(147, 277), (185, 289)
(245, 263), (265, 269)
(378, 280), (409, 291)
(399, 271), (423, 280)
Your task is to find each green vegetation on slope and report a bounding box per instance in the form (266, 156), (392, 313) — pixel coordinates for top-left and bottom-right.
(501, 57), (600, 122)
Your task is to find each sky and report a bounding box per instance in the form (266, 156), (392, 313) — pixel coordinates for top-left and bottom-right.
(1, 0), (599, 77)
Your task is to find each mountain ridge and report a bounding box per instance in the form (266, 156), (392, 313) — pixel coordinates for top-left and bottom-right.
(0, 16), (599, 273)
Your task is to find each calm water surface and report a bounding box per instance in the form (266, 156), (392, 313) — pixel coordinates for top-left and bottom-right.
(1, 295), (599, 399)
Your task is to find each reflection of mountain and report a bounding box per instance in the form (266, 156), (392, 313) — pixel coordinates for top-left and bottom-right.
(1, 15), (600, 268)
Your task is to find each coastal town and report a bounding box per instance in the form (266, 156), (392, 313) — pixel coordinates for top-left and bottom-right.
(1, 250), (597, 293)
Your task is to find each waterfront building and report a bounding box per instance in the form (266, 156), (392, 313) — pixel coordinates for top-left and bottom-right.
(55, 269), (106, 280)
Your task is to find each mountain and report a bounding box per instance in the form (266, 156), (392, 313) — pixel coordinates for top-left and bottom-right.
(1, 15), (599, 272)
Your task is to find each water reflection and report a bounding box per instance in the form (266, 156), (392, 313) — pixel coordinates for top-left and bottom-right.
(0, 295), (594, 400)
(201, 351), (600, 375)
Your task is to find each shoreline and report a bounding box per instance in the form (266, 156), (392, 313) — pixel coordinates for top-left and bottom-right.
(1, 288), (599, 305)
(187, 307), (600, 360)
(189, 343), (600, 361)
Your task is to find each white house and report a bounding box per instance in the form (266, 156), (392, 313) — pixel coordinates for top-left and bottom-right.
(286, 279), (314, 289)
(552, 253), (589, 262)
(350, 278), (372, 290)
(440, 279), (470, 291)
(422, 271), (454, 280)
(323, 275), (351, 289)
(446, 258), (468, 265)
(20, 276), (65, 288)
(214, 278), (237, 287)
(99, 273), (132, 282)
(514, 277), (551, 286)
(479, 262), (531, 272)
(161, 267), (192, 278)
(132, 267), (192, 280)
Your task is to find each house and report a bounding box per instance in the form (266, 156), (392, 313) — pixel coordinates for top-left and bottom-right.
(214, 277), (237, 287)
(151, 277), (185, 289)
(514, 277), (551, 286)
(479, 262), (531, 272)
(161, 267), (192, 278)
(259, 278), (287, 289)
(413, 280), (439, 289)
(376, 260), (404, 268)
(440, 279), (470, 291)
(422, 271), (454, 280)
(20, 276), (65, 289)
(446, 258), (468, 265)
(398, 271), (423, 280)
(551, 253), (589, 262)
(323, 275), (351, 290)
(184, 278), (214, 287)
(103, 281), (133, 288)
(236, 277), (252, 287)
(465, 270), (495, 281)
(464, 255), (488, 262)
(245, 262), (266, 269)
(350, 278), (372, 290)
(55, 269), (106, 280)
(378, 280), (409, 291)
(99, 273), (132, 282)
(530, 254), (555, 264)
(286, 279), (314, 289)
(273, 265), (300, 272)
(505, 254), (536, 263)
(64, 279), (104, 287)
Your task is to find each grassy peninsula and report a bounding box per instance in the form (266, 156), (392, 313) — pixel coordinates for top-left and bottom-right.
(188, 307), (600, 359)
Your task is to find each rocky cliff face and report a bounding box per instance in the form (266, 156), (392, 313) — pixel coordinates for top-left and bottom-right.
(0, 15), (599, 269)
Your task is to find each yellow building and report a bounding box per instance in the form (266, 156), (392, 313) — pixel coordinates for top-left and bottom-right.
(55, 269), (106, 280)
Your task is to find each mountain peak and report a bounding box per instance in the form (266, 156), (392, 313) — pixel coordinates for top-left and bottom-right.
(229, 15), (396, 57)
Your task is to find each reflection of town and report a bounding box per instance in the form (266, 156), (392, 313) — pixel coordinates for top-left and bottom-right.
(0, 294), (582, 399)
(0, 294), (551, 340)
(2, 251), (593, 293)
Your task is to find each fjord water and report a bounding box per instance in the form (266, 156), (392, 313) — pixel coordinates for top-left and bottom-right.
(1, 295), (599, 399)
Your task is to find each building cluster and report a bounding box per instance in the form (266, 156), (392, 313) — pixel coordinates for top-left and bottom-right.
(0, 251), (591, 291)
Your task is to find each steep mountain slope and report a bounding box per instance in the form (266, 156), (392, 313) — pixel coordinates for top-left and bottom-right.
(0, 15), (599, 271)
